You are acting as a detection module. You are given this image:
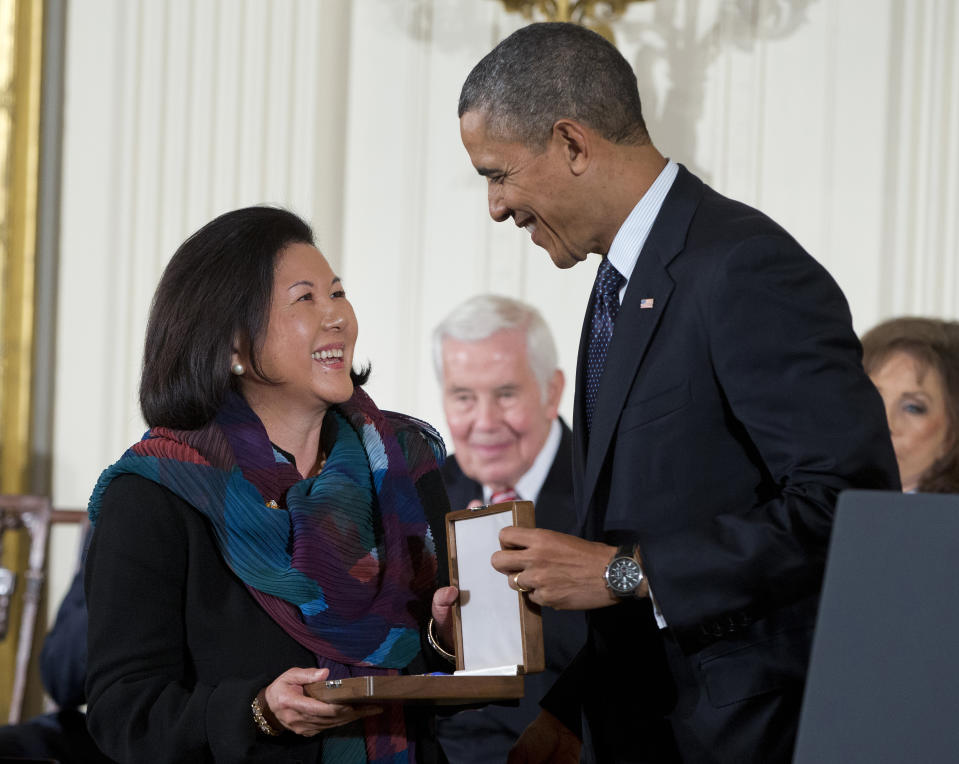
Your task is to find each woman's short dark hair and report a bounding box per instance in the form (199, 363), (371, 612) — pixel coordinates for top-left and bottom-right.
(861, 316), (959, 493)
(140, 206), (369, 430)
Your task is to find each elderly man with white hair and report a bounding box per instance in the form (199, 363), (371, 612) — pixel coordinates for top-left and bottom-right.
(432, 294), (588, 764)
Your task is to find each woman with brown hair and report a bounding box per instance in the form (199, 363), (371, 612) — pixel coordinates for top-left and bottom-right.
(862, 316), (959, 493)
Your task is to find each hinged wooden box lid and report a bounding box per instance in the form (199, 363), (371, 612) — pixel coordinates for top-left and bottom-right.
(306, 500), (543, 704)
(447, 500), (544, 676)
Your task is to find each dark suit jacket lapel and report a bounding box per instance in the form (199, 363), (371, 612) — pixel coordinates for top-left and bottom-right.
(439, 455), (483, 513)
(535, 420), (576, 534)
(574, 165), (705, 532)
(573, 288), (594, 506)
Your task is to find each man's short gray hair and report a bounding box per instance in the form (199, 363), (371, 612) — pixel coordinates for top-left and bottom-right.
(432, 294), (559, 400)
(458, 22), (649, 149)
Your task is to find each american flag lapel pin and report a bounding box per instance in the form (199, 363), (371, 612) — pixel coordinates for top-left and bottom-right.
(640, 297), (655, 309)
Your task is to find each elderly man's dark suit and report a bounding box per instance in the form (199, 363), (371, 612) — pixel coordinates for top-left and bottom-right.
(541, 165), (900, 763)
(437, 419), (588, 764)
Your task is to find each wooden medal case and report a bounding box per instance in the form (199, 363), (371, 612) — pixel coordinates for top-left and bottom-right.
(306, 500), (544, 704)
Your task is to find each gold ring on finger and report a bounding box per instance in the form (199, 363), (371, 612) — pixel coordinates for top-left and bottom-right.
(512, 572), (531, 593)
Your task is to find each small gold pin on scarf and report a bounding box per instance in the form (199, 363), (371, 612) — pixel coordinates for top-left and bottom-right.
(265, 499), (279, 509)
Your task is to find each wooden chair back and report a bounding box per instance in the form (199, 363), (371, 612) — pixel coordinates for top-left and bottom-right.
(0, 494), (52, 724)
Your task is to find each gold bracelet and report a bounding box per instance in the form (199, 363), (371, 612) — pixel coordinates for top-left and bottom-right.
(427, 617), (456, 664)
(251, 695), (281, 737)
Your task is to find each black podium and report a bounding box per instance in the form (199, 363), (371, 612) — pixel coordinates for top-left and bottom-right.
(794, 490), (959, 763)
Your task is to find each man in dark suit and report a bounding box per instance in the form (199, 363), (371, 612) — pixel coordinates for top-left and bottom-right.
(457, 23), (900, 764)
(432, 295), (588, 764)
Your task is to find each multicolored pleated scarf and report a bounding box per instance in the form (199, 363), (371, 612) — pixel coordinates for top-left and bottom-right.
(89, 387), (444, 763)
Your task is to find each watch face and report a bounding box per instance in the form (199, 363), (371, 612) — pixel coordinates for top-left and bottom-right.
(607, 557), (641, 595)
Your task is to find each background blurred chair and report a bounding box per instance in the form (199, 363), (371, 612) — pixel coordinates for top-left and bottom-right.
(0, 495), (52, 725)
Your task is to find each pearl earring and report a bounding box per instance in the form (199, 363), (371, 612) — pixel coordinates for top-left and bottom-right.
(231, 362), (245, 376)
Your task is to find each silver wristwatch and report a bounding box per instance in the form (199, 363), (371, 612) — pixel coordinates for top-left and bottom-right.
(604, 544), (644, 597)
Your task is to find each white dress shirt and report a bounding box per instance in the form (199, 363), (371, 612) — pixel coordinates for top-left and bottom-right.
(481, 418), (562, 506)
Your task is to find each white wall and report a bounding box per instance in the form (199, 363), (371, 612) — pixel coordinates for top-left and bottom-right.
(48, 0), (354, 607)
(47, 0), (959, 605)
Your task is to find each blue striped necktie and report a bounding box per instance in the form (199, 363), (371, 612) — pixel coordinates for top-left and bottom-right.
(585, 258), (626, 432)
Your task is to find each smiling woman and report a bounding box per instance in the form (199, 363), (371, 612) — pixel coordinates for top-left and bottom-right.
(82, 206), (459, 763)
(862, 317), (959, 494)
(233, 242), (359, 473)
